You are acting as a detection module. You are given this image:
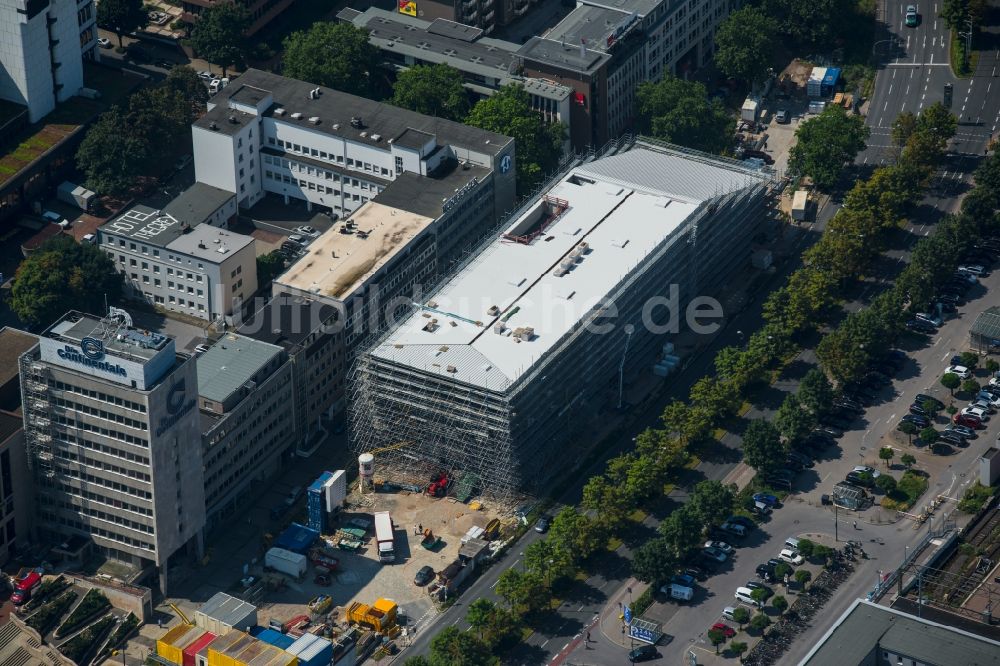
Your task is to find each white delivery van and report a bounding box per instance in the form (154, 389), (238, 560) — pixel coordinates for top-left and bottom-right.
(667, 584), (694, 601)
(735, 586), (762, 607)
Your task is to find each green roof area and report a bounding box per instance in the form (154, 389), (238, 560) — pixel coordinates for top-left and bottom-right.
(0, 64), (145, 187)
(970, 306), (1000, 341)
(196, 333), (284, 404)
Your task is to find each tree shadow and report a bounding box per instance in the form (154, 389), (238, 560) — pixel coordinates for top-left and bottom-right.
(691, 438), (743, 465)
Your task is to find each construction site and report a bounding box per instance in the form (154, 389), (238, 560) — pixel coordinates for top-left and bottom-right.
(348, 138), (776, 502)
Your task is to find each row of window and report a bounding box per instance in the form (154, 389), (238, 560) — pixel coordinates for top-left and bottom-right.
(263, 172), (371, 203)
(48, 381), (147, 413)
(115, 253), (207, 282)
(53, 415), (149, 448)
(55, 479), (153, 517)
(38, 510), (155, 551)
(56, 433), (150, 466)
(55, 447), (152, 483)
(52, 464), (153, 501)
(52, 397), (148, 431)
(266, 137), (394, 178)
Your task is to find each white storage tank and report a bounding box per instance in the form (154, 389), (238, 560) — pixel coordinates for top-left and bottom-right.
(359, 453), (375, 488)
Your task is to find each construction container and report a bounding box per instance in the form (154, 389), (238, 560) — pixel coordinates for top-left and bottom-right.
(346, 599), (398, 634)
(791, 190), (810, 221)
(286, 633), (333, 666)
(252, 629), (294, 651)
(275, 523), (320, 554)
(324, 470), (346, 513)
(307, 473), (333, 533)
(195, 592), (258, 635)
(183, 633), (218, 666)
(741, 97), (760, 122)
(265, 548), (307, 578)
(207, 630), (298, 666)
(158, 625), (199, 666)
(807, 67), (826, 98)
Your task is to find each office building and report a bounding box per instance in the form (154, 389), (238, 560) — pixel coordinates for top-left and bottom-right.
(197, 333), (293, 533)
(98, 205), (256, 323)
(19, 311), (206, 592)
(180, 0), (296, 36)
(520, 0), (731, 149)
(800, 599), (1000, 665)
(191, 68), (516, 219)
(339, 7), (571, 135)
(0, 327), (38, 566)
(350, 138), (773, 499)
(400, 0), (544, 32)
(0, 0), (88, 123)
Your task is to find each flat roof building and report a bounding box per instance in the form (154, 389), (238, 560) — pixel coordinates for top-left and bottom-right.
(196, 333), (294, 531)
(400, 0), (549, 33)
(20, 311), (206, 592)
(99, 208), (257, 322)
(191, 69), (516, 221)
(800, 599), (1000, 665)
(350, 138), (773, 498)
(339, 8), (572, 140)
(0, 327), (37, 567)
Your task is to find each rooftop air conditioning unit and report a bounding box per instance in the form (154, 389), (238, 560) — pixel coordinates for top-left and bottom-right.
(360, 131), (368, 138)
(332, 123), (340, 130)
(371, 134), (381, 141)
(309, 116), (321, 124)
(274, 108), (286, 116)
(290, 112), (303, 120)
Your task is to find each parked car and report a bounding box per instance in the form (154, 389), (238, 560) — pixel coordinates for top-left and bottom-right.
(958, 264), (987, 276)
(905, 4), (918, 26)
(909, 404), (930, 417)
(755, 563), (775, 580)
(705, 540), (735, 555)
(295, 225), (319, 236)
(753, 493), (780, 507)
(846, 471), (875, 487)
(971, 398), (997, 413)
(946, 365), (972, 380)
(931, 442), (955, 455)
(946, 423), (976, 438)
(671, 573), (697, 588)
(682, 565), (708, 581)
(743, 150), (775, 165)
(953, 413), (984, 429)
(727, 515), (756, 530)
(629, 645), (660, 662)
(787, 451), (814, 468)
(900, 414), (930, 428)
(915, 394), (944, 410)
(778, 548), (804, 565)
(775, 109), (790, 123)
(98, 37), (111, 48)
(534, 516), (550, 533)
(961, 405), (990, 421)
(414, 565), (435, 586)
(703, 546), (729, 562)
(938, 431), (966, 447)
(765, 476), (792, 490)
(915, 313), (942, 328)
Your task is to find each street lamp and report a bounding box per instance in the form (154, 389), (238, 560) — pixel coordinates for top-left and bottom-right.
(617, 325), (634, 410)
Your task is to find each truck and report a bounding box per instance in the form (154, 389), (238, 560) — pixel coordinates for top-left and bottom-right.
(373, 511), (395, 563)
(265, 547), (307, 578)
(11, 570), (42, 606)
(791, 190), (811, 222)
(346, 599), (398, 634)
(56, 181), (96, 211)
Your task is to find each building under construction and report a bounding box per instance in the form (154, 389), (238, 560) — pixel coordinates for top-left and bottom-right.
(348, 138), (775, 500)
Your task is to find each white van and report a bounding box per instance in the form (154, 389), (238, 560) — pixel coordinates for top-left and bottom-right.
(785, 537), (801, 551)
(735, 586), (762, 607)
(666, 584), (693, 601)
(284, 485), (303, 507)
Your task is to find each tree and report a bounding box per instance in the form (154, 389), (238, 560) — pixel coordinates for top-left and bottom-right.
(76, 108), (152, 195)
(901, 453), (917, 469)
(762, 0), (853, 47)
(466, 599), (495, 639)
(773, 562), (792, 581)
(798, 369), (835, 416)
(481, 606), (521, 649)
(548, 507), (607, 563)
(959, 351), (980, 369)
(581, 475), (629, 528)
(878, 446), (895, 468)
(707, 627), (727, 654)
(631, 537), (677, 583)
(772, 595), (788, 615)
(257, 252), (286, 285)
(466, 85), (565, 195)
(788, 106), (870, 190)
(750, 588), (769, 606)
(689, 376), (740, 420)
(891, 111), (918, 149)
(986, 359), (999, 375)
(741, 419), (786, 475)
(283, 23), (381, 97)
(732, 606), (751, 629)
(523, 540), (572, 587)
(940, 372), (961, 395)
(190, 1), (250, 77)
(962, 378), (981, 395)
(794, 569), (812, 587)
(11, 236), (123, 328)
(774, 393), (816, 444)
(635, 76), (732, 154)
(920, 427), (939, 445)
(730, 641), (748, 662)
(714, 7), (777, 85)
(916, 102), (958, 146)
(688, 480), (736, 528)
(163, 66), (210, 118)
(392, 64), (470, 122)
(898, 421), (918, 443)
(96, 0), (148, 49)
(750, 610), (771, 633)
(428, 627), (496, 666)
(796, 539), (815, 558)
(658, 506), (704, 558)
(493, 569), (549, 613)
(876, 474), (898, 494)
(921, 399), (941, 418)
(404, 658), (430, 666)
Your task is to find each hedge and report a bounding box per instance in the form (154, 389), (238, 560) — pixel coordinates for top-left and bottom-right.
(54, 589), (110, 638)
(26, 591), (78, 635)
(62, 615), (115, 664)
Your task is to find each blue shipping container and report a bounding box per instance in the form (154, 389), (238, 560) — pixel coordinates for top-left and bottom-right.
(275, 523), (320, 554)
(256, 629), (295, 650)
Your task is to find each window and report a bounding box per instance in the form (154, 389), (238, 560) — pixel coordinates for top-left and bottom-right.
(153, 265), (159, 273)
(277, 139), (285, 148)
(129, 259), (137, 267)
(168, 281), (175, 288)
(239, 168), (245, 178)
(347, 158), (355, 166)
(141, 262), (148, 270)
(154, 279), (161, 287)
(118, 239), (125, 247)
(395, 156), (403, 175)
(130, 243), (136, 251)
(196, 289), (203, 297)
(169, 295), (176, 304)
(142, 275), (149, 284)
(311, 148), (318, 156)
(268, 137), (276, 145)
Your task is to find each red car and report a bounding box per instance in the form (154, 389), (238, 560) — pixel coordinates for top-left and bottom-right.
(953, 413), (985, 429)
(711, 622), (736, 638)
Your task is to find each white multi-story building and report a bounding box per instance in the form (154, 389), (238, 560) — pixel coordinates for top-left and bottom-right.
(191, 69), (516, 218)
(98, 203), (256, 323)
(19, 311), (206, 593)
(0, 0), (89, 122)
(350, 139), (773, 499)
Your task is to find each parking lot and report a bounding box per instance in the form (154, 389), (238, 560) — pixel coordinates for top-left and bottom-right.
(642, 253), (1000, 663)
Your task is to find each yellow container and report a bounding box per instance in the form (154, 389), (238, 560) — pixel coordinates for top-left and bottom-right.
(207, 630), (249, 666)
(157, 625), (197, 666)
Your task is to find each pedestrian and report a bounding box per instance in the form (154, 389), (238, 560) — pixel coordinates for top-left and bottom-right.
(586, 631), (591, 643)
(853, 520), (858, 529)
(418, 523), (423, 533)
